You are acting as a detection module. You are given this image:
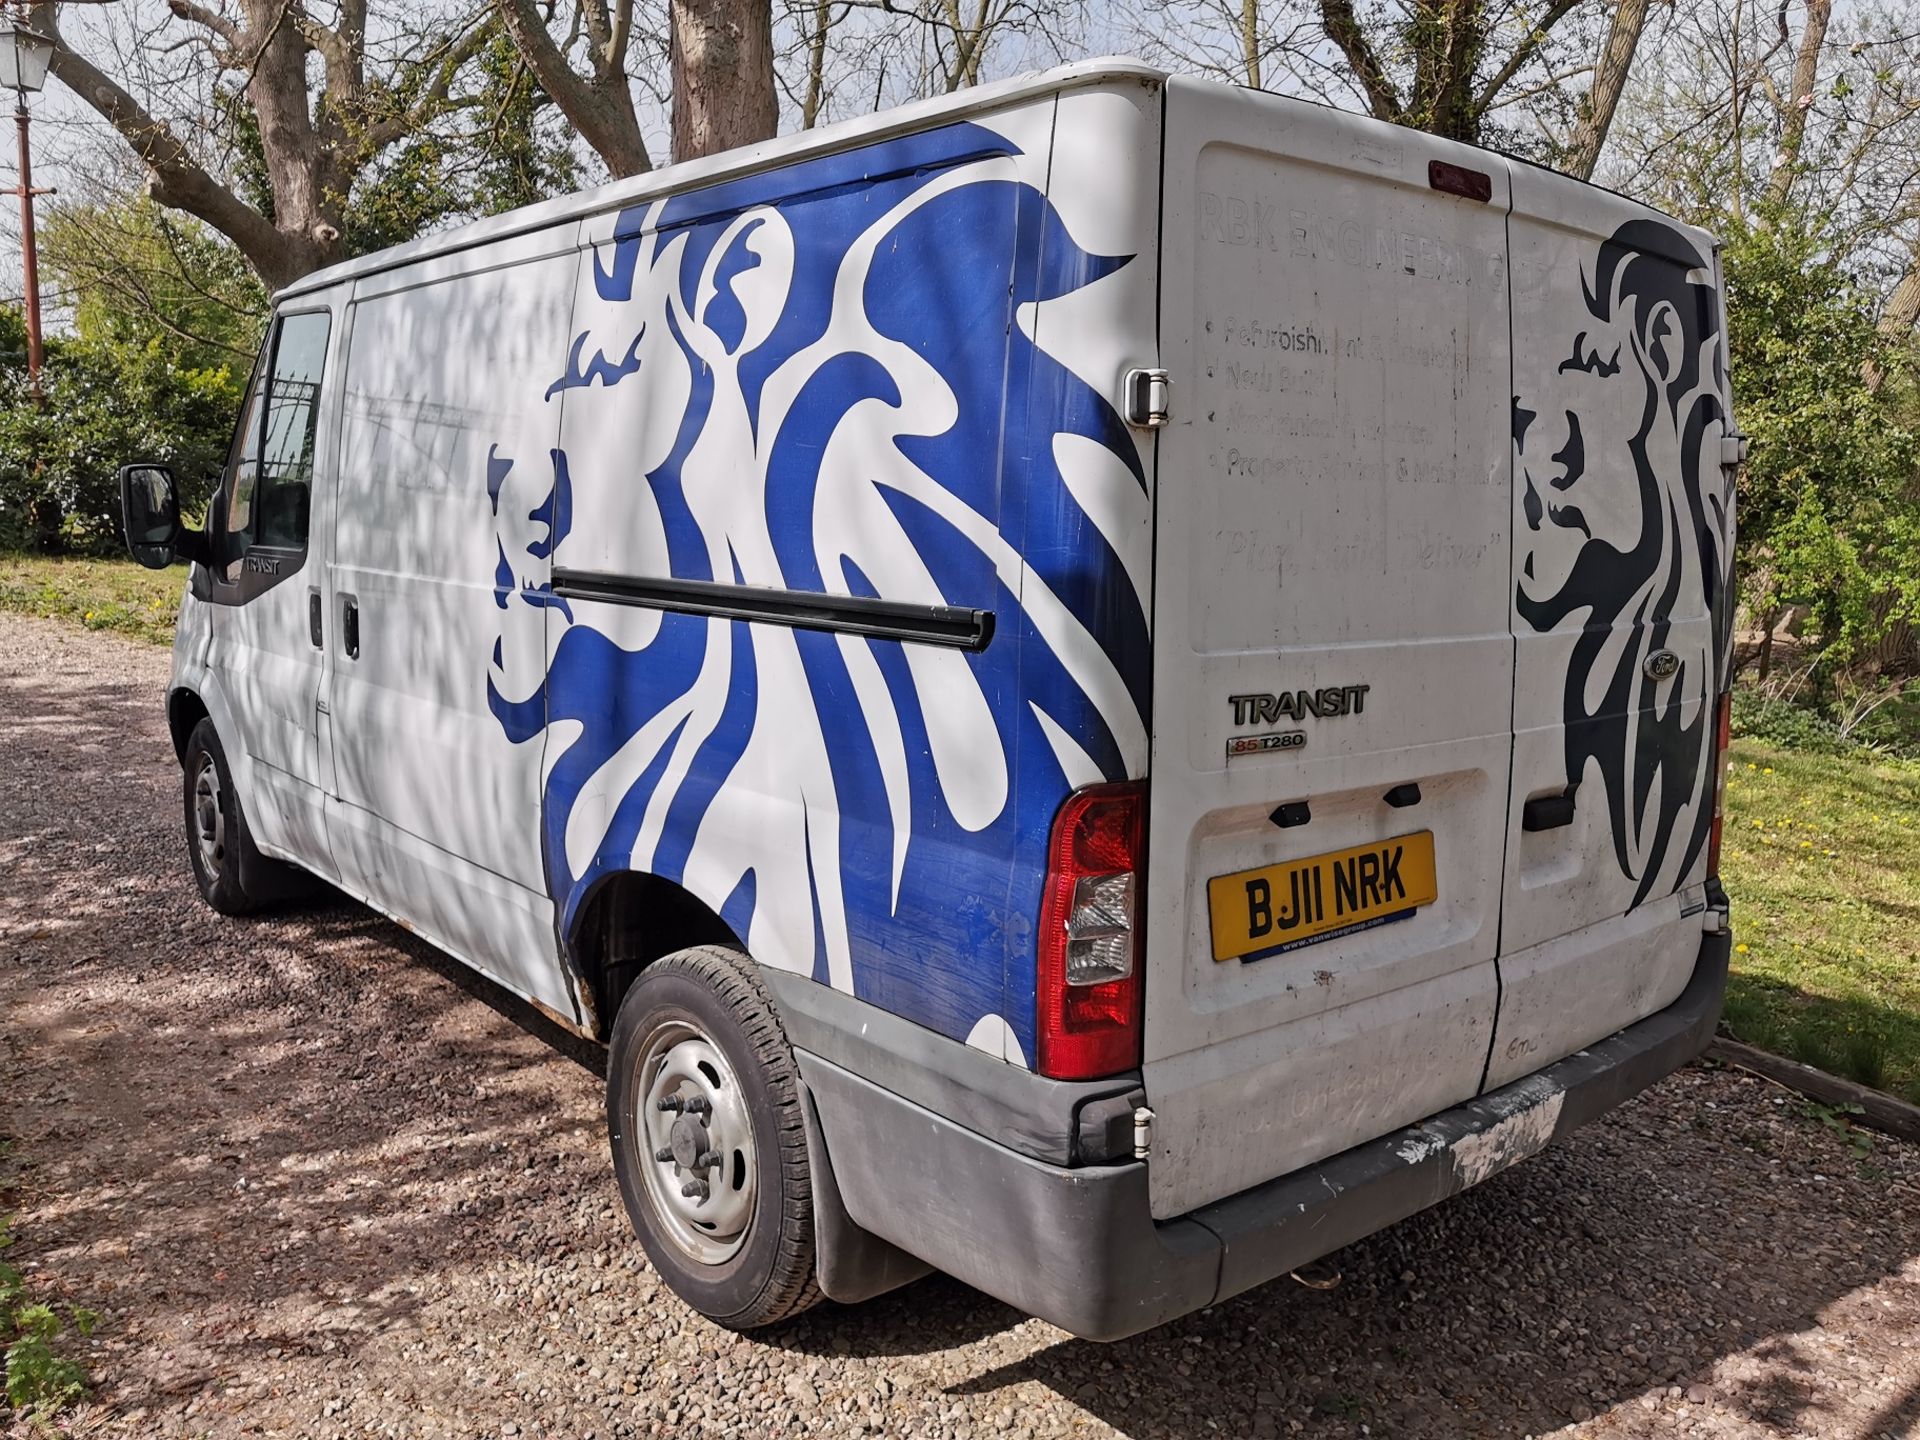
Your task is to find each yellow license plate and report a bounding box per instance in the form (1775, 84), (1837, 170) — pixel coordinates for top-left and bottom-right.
(1208, 831), (1438, 962)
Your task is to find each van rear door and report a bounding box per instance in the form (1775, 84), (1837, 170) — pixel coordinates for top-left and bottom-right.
(1142, 79), (1516, 1220)
(1489, 169), (1733, 1088)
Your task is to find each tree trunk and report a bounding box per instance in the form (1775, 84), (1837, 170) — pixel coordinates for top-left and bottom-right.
(1765, 0), (1832, 208)
(35, 0), (484, 289)
(1864, 224), (1920, 391)
(1242, 0), (1261, 88)
(1878, 237), (1920, 341)
(802, 0), (832, 126)
(671, 0), (778, 164)
(1565, 0), (1650, 180)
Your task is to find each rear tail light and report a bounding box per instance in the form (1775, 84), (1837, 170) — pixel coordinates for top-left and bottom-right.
(1706, 690), (1733, 879)
(1036, 781), (1146, 1080)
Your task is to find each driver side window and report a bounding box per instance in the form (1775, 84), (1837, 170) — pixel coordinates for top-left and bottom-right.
(227, 310), (332, 552)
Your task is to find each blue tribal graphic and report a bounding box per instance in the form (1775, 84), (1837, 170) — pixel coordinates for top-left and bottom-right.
(485, 121), (1152, 1061)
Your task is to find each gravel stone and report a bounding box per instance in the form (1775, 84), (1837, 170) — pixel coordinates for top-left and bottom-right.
(2, 609), (1918, 1440)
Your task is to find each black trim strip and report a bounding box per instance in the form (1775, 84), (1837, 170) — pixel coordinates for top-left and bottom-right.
(551, 567), (995, 652)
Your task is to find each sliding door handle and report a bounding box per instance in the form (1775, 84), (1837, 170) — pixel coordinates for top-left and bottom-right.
(342, 596), (360, 660)
(1522, 786), (1578, 832)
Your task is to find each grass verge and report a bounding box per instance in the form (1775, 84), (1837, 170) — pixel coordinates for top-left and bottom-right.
(1720, 739), (1920, 1104)
(0, 553), (184, 647)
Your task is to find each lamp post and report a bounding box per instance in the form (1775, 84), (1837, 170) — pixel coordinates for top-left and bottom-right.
(0, 8), (53, 405)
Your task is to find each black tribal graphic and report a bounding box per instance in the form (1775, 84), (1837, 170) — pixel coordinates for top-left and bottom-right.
(1516, 219), (1733, 907)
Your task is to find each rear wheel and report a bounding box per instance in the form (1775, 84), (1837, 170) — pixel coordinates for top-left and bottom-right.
(607, 945), (821, 1328)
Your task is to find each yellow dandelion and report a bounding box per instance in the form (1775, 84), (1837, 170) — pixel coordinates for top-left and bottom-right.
(1800, 840), (1812, 849)
(1735, 943), (1749, 954)
(1763, 767), (1774, 774)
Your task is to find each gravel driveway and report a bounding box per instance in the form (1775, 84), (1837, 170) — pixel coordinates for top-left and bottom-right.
(2, 609), (1917, 1440)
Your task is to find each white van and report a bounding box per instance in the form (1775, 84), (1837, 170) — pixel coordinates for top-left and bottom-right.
(120, 59), (1739, 1339)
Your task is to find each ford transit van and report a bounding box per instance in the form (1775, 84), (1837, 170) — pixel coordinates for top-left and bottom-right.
(120, 59), (1739, 1339)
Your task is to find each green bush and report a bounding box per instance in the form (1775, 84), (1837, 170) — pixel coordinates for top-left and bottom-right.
(1730, 688), (1851, 754)
(0, 302), (242, 556)
(0, 1214), (95, 1421)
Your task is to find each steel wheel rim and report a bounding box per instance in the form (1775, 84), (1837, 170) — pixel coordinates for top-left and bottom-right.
(192, 754), (226, 874)
(630, 1019), (757, 1266)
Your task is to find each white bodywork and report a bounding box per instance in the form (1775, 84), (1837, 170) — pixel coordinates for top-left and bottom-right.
(166, 60), (1733, 1225)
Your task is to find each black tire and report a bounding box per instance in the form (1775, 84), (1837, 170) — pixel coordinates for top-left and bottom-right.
(607, 944), (821, 1329)
(180, 717), (295, 916)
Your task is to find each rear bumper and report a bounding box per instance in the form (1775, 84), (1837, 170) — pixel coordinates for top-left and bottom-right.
(800, 926), (1729, 1340)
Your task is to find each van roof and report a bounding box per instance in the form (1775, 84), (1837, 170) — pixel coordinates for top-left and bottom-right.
(277, 57), (1169, 301)
(282, 58), (1709, 303)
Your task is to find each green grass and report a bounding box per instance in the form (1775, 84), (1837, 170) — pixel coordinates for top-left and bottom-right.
(0, 553), (183, 646)
(1720, 739), (1920, 1104)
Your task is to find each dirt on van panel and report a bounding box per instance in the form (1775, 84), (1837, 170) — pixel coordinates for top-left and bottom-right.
(2, 609), (1916, 1440)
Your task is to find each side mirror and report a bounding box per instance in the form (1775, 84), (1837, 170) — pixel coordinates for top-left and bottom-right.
(120, 464), (182, 569)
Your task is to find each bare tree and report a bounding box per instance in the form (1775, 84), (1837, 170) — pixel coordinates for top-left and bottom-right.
(1763, 0), (1832, 204)
(1133, 0), (1604, 149)
(495, 0), (655, 174)
(1565, 0), (1653, 178)
(32, 0), (495, 289)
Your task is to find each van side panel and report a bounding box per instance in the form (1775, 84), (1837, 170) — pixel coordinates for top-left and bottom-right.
(326, 230), (579, 1017)
(486, 92), (1159, 1062)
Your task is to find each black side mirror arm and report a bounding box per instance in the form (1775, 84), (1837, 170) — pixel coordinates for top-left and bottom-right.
(175, 526), (215, 567)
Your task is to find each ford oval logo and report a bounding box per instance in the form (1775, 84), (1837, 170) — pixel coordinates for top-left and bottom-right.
(1643, 649), (1681, 681)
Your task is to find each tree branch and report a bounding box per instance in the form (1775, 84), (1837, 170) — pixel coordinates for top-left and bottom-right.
(29, 3), (298, 286)
(496, 0), (653, 174)
(1473, 0), (1584, 115)
(1319, 0), (1401, 120)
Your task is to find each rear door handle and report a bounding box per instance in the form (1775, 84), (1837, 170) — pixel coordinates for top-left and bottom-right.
(308, 588), (323, 649)
(342, 596), (360, 660)
(1522, 786), (1578, 832)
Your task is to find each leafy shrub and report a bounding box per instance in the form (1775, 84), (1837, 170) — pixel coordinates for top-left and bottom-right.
(1730, 688), (1850, 754)
(0, 328), (241, 556)
(1844, 686), (1920, 758)
(0, 1214), (96, 1421)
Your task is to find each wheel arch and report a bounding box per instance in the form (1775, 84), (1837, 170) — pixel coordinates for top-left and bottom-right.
(565, 871), (745, 1040)
(166, 687), (211, 764)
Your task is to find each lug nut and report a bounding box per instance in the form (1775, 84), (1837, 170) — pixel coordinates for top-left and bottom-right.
(654, 1147), (675, 1163)
(681, 1180), (709, 1200)
(695, 1149), (722, 1170)
(656, 1096), (683, 1113)
(684, 1096), (711, 1117)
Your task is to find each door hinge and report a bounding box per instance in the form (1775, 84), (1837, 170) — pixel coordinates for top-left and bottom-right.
(1719, 431), (1750, 468)
(1132, 1105), (1155, 1161)
(1123, 368), (1171, 429)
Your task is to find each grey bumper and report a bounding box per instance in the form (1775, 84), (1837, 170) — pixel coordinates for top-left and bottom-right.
(799, 928), (1730, 1341)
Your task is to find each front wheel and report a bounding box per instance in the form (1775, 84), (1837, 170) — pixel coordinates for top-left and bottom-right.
(182, 718), (265, 915)
(607, 945), (821, 1328)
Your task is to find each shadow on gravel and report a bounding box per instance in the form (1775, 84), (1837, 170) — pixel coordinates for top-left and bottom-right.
(2, 657), (626, 1415)
(837, 1093), (1917, 1439)
(5, 644), (1917, 1440)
